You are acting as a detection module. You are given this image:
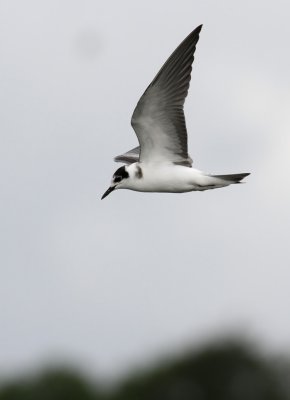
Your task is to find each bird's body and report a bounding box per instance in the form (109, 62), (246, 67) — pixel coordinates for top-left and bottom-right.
(102, 25), (250, 200)
(120, 163), (244, 193)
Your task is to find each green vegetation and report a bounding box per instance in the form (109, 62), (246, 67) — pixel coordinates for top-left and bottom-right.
(1, 339), (289, 400)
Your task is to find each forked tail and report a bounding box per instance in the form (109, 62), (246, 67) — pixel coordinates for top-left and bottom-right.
(212, 173), (250, 183)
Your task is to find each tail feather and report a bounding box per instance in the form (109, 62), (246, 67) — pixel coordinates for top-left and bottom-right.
(212, 173), (250, 183)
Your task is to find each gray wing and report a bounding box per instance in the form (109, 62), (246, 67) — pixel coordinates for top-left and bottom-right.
(114, 146), (140, 164)
(130, 25), (202, 166)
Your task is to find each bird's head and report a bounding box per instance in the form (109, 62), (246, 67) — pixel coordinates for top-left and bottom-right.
(101, 165), (130, 199)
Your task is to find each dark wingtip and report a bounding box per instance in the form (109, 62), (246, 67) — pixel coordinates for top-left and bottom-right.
(193, 24), (203, 35)
(188, 24), (203, 37)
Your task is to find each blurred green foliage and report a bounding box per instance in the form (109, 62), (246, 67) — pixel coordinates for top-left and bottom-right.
(0, 369), (102, 400)
(0, 339), (289, 400)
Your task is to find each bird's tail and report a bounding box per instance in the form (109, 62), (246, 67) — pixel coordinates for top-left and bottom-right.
(211, 173), (250, 183)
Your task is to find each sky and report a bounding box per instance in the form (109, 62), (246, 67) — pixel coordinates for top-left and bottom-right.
(1, 0), (290, 381)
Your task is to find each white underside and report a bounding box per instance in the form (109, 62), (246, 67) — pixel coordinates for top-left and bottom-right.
(119, 163), (231, 193)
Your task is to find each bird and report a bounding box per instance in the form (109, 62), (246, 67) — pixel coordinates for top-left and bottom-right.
(101, 25), (250, 200)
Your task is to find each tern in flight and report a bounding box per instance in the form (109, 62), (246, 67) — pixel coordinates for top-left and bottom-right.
(102, 25), (250, 200)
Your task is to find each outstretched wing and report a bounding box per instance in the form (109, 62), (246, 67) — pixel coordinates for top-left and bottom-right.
(114, 146), (140, 164)
(130, 25), (202, 167)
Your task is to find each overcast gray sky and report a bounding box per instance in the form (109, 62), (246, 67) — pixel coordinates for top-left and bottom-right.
(1, 0), (290, 380)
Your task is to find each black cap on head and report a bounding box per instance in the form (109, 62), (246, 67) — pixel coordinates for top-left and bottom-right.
(113, 165), (129, 180)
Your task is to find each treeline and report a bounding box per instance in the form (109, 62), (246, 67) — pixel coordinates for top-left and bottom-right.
(1, 339), (289, 400)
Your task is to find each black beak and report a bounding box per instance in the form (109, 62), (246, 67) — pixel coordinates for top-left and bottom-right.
(101, 186), (115, 200)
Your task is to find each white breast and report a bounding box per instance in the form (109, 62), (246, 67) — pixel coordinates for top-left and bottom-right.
(123, 163), (211, 193)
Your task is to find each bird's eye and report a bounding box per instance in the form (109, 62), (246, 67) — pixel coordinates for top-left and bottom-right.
(114, 176), (122, 183)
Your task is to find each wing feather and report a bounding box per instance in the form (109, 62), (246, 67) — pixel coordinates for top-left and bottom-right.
(131, 25), (202, 166)
(114, 146), (140, 164)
